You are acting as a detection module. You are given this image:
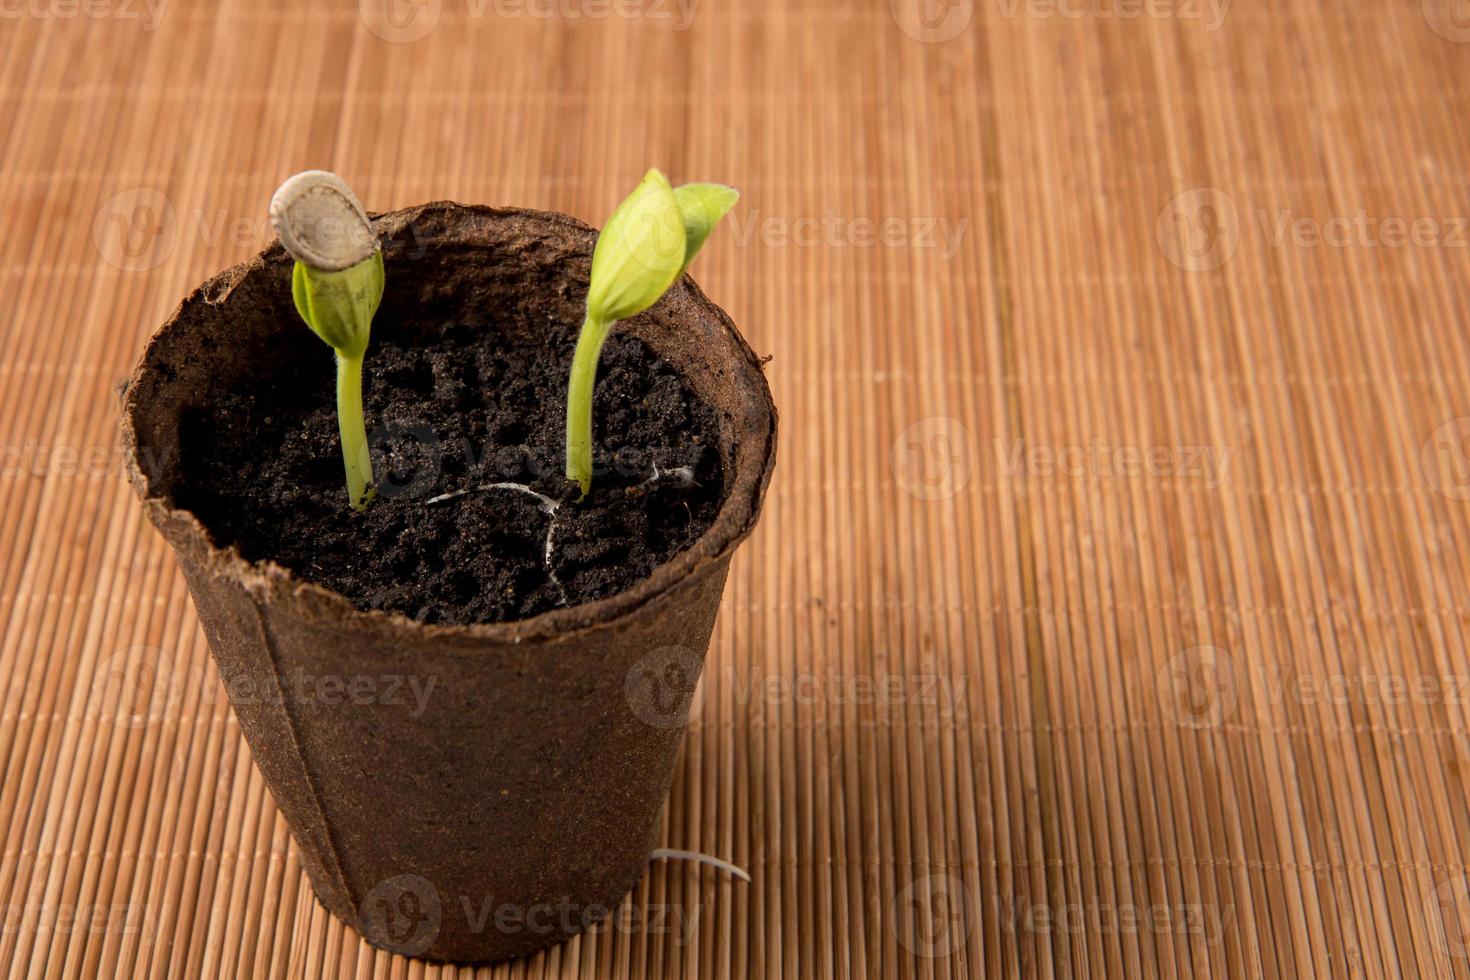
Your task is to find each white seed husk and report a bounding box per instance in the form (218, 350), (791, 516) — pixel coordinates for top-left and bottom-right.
(269, 170), (378, 271)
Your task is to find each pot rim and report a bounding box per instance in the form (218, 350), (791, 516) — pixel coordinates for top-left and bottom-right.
(120, 202), (777, 646)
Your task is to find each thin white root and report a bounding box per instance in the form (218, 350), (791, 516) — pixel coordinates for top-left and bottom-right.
(425, 481), (559, 513)
(639, 463), (695, 489)
(424, 482), (568, 606)
(542, 518), (568, 607)
(648, 848), (752, 883)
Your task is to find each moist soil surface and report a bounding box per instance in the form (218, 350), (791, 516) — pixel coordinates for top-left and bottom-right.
(175, 314), (724, 626)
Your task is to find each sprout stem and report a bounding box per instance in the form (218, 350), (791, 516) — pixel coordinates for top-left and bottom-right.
(565, 311), (612, 497)
(336, 352), (373, 511)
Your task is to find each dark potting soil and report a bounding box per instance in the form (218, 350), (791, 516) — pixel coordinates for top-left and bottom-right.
(175, 315), (725, 626)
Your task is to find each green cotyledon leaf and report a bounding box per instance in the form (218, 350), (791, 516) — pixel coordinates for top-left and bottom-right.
(271, 169), (384, 510)
(290, 251), (384, 360)
(586, 168), (686, 324)
(566, 170), (739, 497)
(672, 182), (739, 275)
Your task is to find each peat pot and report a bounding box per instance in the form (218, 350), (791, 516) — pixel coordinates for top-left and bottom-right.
(120, 203), (777, 962)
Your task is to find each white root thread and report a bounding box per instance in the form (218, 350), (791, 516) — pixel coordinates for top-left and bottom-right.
(425, 482), (558, 512)
(639, 463), (695, 489)
(424, 482), (568, 606)
(423, 466), (698, 608)
(648, 848), (751, 882)
(544, 519), (561, 585)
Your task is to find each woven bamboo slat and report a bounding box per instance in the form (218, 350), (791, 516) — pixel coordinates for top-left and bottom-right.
(2, 0), (1469, 975)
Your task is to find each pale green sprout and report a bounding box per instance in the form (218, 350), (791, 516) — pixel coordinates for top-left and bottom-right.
(291, 255), (384, 510)
(270, 171), (385, 511)
(565, 169), (738, 496)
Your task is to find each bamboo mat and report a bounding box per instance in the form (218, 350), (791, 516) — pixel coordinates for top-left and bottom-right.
(3, 0), (1470, 975)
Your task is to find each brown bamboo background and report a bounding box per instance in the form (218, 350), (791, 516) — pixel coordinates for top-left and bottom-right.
(4, 0), (1470, 975)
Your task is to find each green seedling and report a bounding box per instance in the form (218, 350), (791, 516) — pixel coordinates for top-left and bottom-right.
(269, 171), (385, 511)
(565, 168), (738, 496)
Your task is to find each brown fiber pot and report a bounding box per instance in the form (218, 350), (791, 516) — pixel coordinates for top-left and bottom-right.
(120, 203), (777, 962)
